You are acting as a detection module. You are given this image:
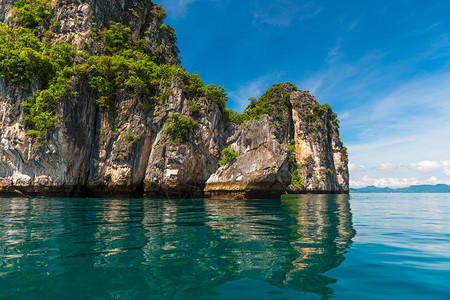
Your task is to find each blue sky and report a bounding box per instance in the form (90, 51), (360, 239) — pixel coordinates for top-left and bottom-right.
(160, 0), (450, 188)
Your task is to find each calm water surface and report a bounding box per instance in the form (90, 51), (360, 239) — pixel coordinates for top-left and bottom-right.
(0, 194), (449, 299)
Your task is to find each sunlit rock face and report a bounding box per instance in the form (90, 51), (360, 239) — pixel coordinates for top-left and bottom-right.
(205, 89), (349, 199)
(289, 91), (349, 193)
(204, 114), (293, 199)
(0, 1), (348, 198)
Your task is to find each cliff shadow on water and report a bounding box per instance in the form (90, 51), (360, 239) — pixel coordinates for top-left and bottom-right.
(0, 194), (356, 299)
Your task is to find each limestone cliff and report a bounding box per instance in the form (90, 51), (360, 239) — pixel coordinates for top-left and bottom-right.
(205, 85), (348, 199)
(0, 0), (348, 199)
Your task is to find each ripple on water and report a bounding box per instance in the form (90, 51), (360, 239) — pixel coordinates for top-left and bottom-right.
(1, 194), (450, 299)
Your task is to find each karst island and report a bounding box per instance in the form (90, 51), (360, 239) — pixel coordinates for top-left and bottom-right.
(0, 0), (348, 199)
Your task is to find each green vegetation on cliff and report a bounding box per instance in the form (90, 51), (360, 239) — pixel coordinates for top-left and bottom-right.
(0, 0), (340, 153)
(164, 113), (198, 144)
(225, 83), (297, 126)
(0, 23), (77, 138)
(218, 148), (237, 166)
(10, 0), (52, 28)
(287, 139), (305, 189)
(0, 0), (227, 141)
(313, 103), (340, 129)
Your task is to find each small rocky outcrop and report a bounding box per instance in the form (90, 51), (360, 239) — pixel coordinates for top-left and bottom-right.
(205, 115), (292, 199)
(204, 87), (349, 199)
(0, 0), (348, 199)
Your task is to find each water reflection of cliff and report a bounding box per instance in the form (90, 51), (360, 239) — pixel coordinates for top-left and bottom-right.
(141, 194), (355, 298)
(0, 195), (355, 299)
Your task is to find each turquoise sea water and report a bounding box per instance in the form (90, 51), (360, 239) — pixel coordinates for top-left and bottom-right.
(0, 194), (449, 299)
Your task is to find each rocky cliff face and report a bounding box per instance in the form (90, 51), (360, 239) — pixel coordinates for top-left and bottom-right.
(0, 0), (348, 199)
(290, 91), (348, 193)
(204, 87), (349, 199)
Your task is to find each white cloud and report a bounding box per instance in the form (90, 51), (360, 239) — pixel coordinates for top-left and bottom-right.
(410, 160), (442, 173)
(351, 175), (420, 188)
(160, 0), (199, 17)
(377, 163), (404, 170)
(348, 163), (365, 171)
(342, 70), (450, 172)
(350, 175), (450, 188)
(347, 125), (450, 169)
(442, 161), (450, 176)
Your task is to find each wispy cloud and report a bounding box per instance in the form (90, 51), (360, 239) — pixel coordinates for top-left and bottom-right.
(251, 1), (321, 27)
(301, 48), (392, 102)
(160, 0), (199, 17)
(349, 163), (366, 171)
(377, 163), (404, 170)
(353, 161), (450, 174)
(349, 123), (450, 167)
(346, 71), (450, 166)
(303, 41), (450, 165)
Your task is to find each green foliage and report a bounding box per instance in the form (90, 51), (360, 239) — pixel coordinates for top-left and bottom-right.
(342, 147), (348, 157)
(179, 71), (203, 97)
(218, 148), (237, 166)
(225, 83), (296, 125)
(202, 84), (227, 109)
(164, 113), (198, 144)
(82, 47), (223, 112)
(242, 83), (295, 122)
(286, 139), (296, 163)
(10, 0), (52, 28)
(247, 97), (257, 109)
(286, 139), (304, 188)
(87, 51), (159, 110)
(89, 24), (99, 39)
(159, 23), (179, 56)
(0, 25), (76, 87)
(223, 108), (244, 125)
(312, 103), (340, 129)
(188, 99), (201, 114)
(286, 143), (296, 156)
(100, 21), (132, 53)
(0, 25), (54, 86)
(306, 113), (317, 123)
(22, 77), (71, 139)
(332, 118), (340, 129)
(82, 19), (181, 109)
(151, 4), (167, 19)
(290, 165), (305, 188)
(0, 17), (77, 139)
(49, 41), (77, 69)
(1, 1), (188, 141)
(125, 132), (135, 143)
(341, 146), (348, 162)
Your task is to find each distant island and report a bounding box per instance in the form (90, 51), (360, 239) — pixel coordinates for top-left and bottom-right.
(350, 184), (450, 193)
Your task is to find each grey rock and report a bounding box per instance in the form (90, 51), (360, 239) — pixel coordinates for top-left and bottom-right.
(204, 90), (349, 199)
(0, 0), (348, 199)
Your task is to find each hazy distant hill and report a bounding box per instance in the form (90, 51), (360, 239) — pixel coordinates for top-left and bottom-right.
(350, 184), (450, 193)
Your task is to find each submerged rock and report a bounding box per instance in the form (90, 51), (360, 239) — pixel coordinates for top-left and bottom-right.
(0, 0), (348, 199)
